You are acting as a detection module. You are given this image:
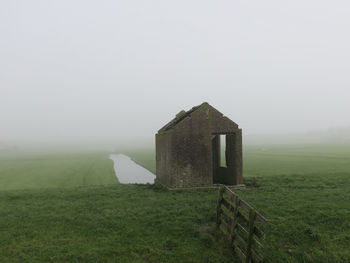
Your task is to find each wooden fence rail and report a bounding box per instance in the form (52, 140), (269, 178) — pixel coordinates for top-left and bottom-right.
(216, 185), (267, 263)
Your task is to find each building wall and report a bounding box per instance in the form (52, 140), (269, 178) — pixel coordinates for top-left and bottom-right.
(156, 103), (243, 188)
(171, 116), (212, 187)
(155, 131), (173, 186)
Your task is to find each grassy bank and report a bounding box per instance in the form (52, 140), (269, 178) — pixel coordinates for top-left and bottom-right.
(0, 153), (117, 191)
(0, 145), (349, 262)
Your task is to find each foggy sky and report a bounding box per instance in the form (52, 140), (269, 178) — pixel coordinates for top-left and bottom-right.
(1, 0), (349, 142)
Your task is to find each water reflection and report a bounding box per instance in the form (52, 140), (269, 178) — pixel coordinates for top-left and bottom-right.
(109, 154), (155, 184)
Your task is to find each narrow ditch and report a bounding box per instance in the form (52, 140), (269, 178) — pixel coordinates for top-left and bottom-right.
(109, 154), (155, 184)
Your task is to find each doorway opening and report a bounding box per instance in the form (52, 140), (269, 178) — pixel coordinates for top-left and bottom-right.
(212, 133), (236, 185)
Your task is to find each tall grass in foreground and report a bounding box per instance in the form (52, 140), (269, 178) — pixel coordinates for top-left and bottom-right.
(0, 185), (235, 263)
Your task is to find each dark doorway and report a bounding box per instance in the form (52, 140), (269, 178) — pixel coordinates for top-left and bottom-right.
(212, 133), (236, 185)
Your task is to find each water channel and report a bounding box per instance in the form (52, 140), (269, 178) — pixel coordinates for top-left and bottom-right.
(109, 154), (155, 184)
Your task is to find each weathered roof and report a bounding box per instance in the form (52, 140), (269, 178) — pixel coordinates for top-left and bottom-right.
(158, 102), (209, 133)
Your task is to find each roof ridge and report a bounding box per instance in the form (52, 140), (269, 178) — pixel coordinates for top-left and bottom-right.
(158, 102), (209, 132)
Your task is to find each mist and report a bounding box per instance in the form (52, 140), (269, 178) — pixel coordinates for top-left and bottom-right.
(1, 0), (349, 147)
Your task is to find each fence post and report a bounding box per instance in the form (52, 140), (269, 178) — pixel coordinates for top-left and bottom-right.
(230, 195), (239, 245)
(246, 209), (256, 263)
(226, 193), (234, 239)
(216, 186), (225, 228)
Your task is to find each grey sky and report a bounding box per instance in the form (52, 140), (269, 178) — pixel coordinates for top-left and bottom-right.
(1, 0), (349, 142)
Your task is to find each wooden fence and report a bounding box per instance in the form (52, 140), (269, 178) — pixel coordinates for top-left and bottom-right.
(216, 186), (267, 263)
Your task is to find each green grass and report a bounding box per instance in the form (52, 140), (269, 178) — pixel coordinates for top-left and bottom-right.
(0, 145), (349, 262)
(0, 185), (234, 263)
(126, 145), (350, 262)
(0, 153), (117, 191)
(239, 173), (350, 262)
(243, 145), (350, 176)
(124, 145), (350, 177)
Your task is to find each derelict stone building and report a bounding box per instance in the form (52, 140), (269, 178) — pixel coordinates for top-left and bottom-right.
(156, 102), (243, 188)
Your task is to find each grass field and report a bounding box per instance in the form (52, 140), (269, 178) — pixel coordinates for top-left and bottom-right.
(0, 185), (234, 263)
(0, 153), (117, 191)
(0, 145), (349, 262)
(125, 145), (350, 177)
(126, 145), (350, 262)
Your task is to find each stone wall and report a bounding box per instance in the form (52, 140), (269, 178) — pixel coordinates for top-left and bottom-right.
(156, 103), (243, 188)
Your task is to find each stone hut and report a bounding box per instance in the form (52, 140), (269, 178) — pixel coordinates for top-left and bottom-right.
(156, 102), (243, 188)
